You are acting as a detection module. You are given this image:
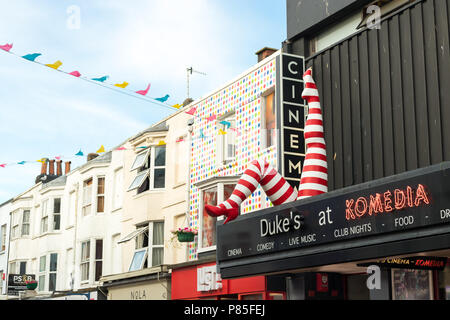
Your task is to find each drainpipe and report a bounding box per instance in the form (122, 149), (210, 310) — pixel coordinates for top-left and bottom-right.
(185, 119), (194, 261)
(5, 211), (11, 299)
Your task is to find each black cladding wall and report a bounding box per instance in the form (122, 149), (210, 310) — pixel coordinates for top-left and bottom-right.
(291, 0), (450, 192)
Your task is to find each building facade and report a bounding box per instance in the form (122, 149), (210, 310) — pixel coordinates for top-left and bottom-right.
(215, 0), (450, 300)
(0, 199), (11, 298)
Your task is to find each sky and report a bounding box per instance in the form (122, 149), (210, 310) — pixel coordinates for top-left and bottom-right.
(0, 0), (287, 203)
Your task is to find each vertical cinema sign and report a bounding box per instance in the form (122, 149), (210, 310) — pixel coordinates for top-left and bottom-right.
(276, 53), (306, 189)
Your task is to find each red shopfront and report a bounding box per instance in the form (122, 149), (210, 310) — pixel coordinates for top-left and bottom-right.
(171, 262), (286, 300)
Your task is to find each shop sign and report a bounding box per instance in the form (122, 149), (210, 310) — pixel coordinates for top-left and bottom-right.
(357, 256), (447, 270)
(197, 265), (222, 292)
(7, 274), (35, 295)
(217, 165), (450, 262)
(276, 53), (306, 190)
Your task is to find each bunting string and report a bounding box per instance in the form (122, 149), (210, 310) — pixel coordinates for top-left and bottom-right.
(0, 42), (183, 111)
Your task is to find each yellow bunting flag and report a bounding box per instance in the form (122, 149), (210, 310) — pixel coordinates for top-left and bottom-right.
(45, 60), (62, 70)
(218, 129), (227, 135)
(157, 140), (166, 146)
(96, 145), (105, 153)
(171, 104), (182, 109)
(114, 81), (129, 88)
(36, 158), (46, 163)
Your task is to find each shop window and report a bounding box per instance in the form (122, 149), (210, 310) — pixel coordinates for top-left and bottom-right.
(217, 112), (236, 165)
(80, 240), (90, 282)
(128, 146), (166, 194)
(199, 182), (237, 252)
(82, 178), (93, 216)
(37, 253), (58, 292)
(0, 224), (6, 251)
(261, 89), (277, 149)
(391, 269), (434, 300)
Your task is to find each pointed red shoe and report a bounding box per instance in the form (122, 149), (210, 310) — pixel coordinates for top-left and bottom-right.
(204, 205), (239, 224)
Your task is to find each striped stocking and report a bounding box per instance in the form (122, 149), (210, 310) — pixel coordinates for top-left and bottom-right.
(204, 159), (297, 224)
(298, 68), (328, 198)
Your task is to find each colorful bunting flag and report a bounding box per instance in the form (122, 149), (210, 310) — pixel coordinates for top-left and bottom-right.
(22, 53), (41, 61)
(137, 146), (148, 149)
(155, 94), (169, 103)
(75, 150), (84, 156)
(114, 81), (129, 88)
(218, 129), (227, 135)
(17, 161), (26, 165)
(96, 145), (105, 153)
(116, 146), (126, 151)
(0, 164), (6, 168)
(46, 60), (62, 70)
(171, 104), (182, 109)
(219, 120), (231, 129)
(185, 107), (197, 115)
(69, 71), (81, 77)
(206, 114), (217, 122)
(136, 84), (151, 96)
(176, 137), (184, 143)
(157, 140), (166, 146)
(92, 76), (109, 82)
(0, 43), (13, 52)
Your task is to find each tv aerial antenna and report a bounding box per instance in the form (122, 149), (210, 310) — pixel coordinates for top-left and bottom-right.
(186, 66), (206, 99)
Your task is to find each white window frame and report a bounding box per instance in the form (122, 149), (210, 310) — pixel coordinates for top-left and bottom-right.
(0, 224), (6, 251)
(113, 167), (124, 210)
(38, 256), (46, 292)
(52, 198), (61, 231)
(96, 176), (105, 213)
(94, 239), (103, 282)
(80, 240), (90, 283)
(128, 146), (166, 193)
(217, 112), (236, 165)
(82, 178), (93, 216)
(48, 253), (58, 292)
(11, 210), (20, 239)
(21, 209), (30, 236)
(129, 248), (147, 272)
(9, 260), (27, 275)
(41, 200), (49, 234)
(37, 253), (58, 292)
(261, 88), (277, 150)
(197, 178), (239, 254)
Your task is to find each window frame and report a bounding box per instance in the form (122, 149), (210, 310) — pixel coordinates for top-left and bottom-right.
(128, 146), (166, 193)
(21, 209), (30, 236)
(80, 240), (90, 283)
(94, 239), (103, 282)
(82, 178), (93, 217)
(261, 88), (277, 150)
(0, 224), (6, 251)
(113, 167), (124, 210)
(217, 112), (237, 165)
(96, 176), (105, 213)
(197, 178), (239, 253)
(52, 198), (61, 231)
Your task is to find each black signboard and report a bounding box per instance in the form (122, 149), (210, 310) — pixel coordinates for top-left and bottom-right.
(276, 53), (306, 190)
(217, 164), (450, 262)
(7, 274), (35, 295)
(357, 256), (447, 270)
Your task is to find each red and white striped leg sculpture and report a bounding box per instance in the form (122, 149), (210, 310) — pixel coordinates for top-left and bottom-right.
(298, 68), (328, 198)
(204, 159), (297, 224)
(205, 67), (327, 223)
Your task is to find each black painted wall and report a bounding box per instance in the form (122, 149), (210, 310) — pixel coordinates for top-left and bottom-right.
(286, 0), (373, 39)
(289, 0), (450, 192)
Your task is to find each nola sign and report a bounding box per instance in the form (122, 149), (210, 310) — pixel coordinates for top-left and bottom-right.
(276, 53), (306, 190)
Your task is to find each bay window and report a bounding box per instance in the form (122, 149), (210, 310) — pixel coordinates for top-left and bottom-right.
(217, 113), (236, 165)
(128, 146), (166, 194)
(82, 178), (93, 216)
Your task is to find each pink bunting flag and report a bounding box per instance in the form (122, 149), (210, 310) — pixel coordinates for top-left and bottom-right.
(206, 114), (217, 122)
(176, 137), (184, 143)
(136, 84), (151, 96)
(185, 107), (197, 115)
(116, 146), (126, 150)
(0, 43), (12, 52)
(55, 156), (61, 160)
(0, 164), (5, 168)
(69, 71), (81, 77)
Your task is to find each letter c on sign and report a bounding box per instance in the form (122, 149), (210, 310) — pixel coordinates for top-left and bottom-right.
(288, 61), (298, 75)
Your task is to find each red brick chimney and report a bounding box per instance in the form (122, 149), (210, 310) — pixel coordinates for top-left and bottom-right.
(65, 161), (71, 175)
(40, 158), (49, 175)
(49, 159), (55, 175)
(56, 160), (62, 176)
(255, 47), (277, 63)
